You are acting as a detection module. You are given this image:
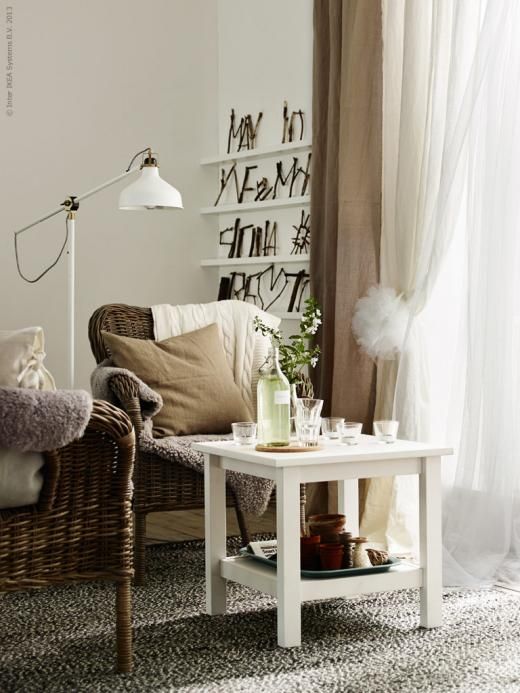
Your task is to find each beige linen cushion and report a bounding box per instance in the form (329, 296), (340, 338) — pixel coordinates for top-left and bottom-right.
(0, 327), (56, 390)
(102, 323), (250, 437)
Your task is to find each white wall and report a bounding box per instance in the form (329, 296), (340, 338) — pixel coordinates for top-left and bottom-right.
(0, 0), (218, 388)
(0, 0), (313, 389)
(208, 0), (313, 311)
(217, 0), (312, 152)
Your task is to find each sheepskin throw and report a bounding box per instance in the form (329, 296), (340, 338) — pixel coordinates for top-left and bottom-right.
(0, 387), (92, 452)
(140, 432), (273, 516)
(91, 362), (273, 515)
(0, 387), (92, 509)
(90, 358), (163, 420)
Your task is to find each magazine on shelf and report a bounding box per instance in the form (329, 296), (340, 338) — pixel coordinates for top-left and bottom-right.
(246, 539), (278, 560)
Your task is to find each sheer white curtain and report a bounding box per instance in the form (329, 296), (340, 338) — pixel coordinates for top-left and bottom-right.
(355, 0), (514, 560)
(443, 0), (520, 587)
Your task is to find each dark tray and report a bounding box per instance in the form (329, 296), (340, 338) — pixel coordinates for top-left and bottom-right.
(239, 547), (400, 579)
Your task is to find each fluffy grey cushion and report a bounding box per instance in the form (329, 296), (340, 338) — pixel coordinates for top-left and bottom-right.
(0, 387), (92, 452)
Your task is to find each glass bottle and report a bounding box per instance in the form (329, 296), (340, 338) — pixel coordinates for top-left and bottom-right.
(257, 345), (291, 446)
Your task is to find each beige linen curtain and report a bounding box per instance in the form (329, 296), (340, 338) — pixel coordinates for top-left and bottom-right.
(311, 0), (382, 513)
(311, 0), (381, 426)
(311, 0), (382, 512)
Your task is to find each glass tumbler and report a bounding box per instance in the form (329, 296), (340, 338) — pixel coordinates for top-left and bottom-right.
(232, 422), (257, 445)
(295, 398), (324, 424)
(338, 421), (363, 445)
(295, 398), (324, 447)
(321, 417), (345, 439)
(296, 419), (322, 447)
(373, 420), (399, 444)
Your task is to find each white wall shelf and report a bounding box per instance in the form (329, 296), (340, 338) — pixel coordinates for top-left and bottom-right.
(200, 254), (309, 268)
(200, 195), (310, 216)
(201, 141), (311, 166)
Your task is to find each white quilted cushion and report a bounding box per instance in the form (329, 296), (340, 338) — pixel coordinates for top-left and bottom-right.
(0, 326), (54, 509)
(0, 327), (56, 390)
(0, 449), (43, 509)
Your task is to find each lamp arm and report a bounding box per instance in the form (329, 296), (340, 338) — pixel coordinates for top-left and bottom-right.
(14, 166), (140, 238)
(13, 165), (140, 285)
(74, 166), (139, 205)
(14, 204), (67, 237)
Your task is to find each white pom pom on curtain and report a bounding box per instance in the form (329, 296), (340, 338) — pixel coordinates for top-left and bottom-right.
(352, 286), (411, 360)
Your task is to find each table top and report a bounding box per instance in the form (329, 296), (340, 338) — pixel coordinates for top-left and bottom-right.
(192, 435), (453, 469)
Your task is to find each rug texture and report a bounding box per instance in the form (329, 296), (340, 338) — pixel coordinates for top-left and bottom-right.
(1, 538), (520, 693)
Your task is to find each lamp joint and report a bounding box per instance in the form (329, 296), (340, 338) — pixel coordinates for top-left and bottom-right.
(62, 196), (80, 212)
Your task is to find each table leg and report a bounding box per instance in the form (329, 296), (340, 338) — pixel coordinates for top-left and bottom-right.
(204, 453), (227, 615)
(338, 479), (359, 535)
(276, 466), (302, 647)
(419, 456), (442, 628)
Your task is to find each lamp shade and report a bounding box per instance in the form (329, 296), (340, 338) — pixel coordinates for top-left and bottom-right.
(119, 166), (183, 210)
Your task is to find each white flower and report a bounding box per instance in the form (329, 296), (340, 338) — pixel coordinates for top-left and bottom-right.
(307, 317), (322, 335)
(310, 356), (318, 368)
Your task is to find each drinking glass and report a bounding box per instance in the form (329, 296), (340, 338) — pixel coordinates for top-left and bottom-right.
(232, 422), (257, 445)
(295, 398), (324, 424)
(295, 399), (323, 446)
(296, 419), (322, 447)
(373, 420), (399, 444)
(337, 421), (363, 445)
(321, 417), (345, 439)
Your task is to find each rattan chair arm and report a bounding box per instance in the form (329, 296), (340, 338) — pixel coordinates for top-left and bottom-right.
(0, 399), (135, 598)
(37, 400), (135, 510)
(107, 374), (145, 437)
(36, 400), (131, 510)
(87, 399), (135, 444)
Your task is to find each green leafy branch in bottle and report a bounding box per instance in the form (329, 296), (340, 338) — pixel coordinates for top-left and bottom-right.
(253, 297), (322, 386)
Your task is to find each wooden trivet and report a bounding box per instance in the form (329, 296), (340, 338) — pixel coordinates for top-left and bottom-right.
(255, 444), (322, 453)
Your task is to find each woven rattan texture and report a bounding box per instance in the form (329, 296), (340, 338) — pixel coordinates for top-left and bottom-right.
(0, 400), (135, 672)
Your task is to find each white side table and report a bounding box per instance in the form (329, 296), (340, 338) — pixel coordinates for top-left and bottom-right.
(193, 435), (452, 647)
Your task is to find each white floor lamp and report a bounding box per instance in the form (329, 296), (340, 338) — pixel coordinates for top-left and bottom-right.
(14, 148), (183, 388)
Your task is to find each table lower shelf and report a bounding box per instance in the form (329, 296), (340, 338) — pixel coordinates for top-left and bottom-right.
(221, 555), (422, 601)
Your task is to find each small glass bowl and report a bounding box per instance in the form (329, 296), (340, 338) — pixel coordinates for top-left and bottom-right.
(321, 417), (345, 439)
(373, 420), (399, 444)
(337, 421), (363, 445)
(231, 422), (257, 445)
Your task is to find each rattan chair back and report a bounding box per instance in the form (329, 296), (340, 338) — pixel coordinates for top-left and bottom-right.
(89, 304), (154, 363)
(87, 302), (253, 582)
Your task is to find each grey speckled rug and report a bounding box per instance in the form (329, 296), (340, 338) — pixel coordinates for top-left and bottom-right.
(1, 538), (520, 693)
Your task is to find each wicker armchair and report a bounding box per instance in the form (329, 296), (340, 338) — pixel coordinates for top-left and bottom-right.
(0, 400), (135, 674)
(88, 303), (254, 585)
